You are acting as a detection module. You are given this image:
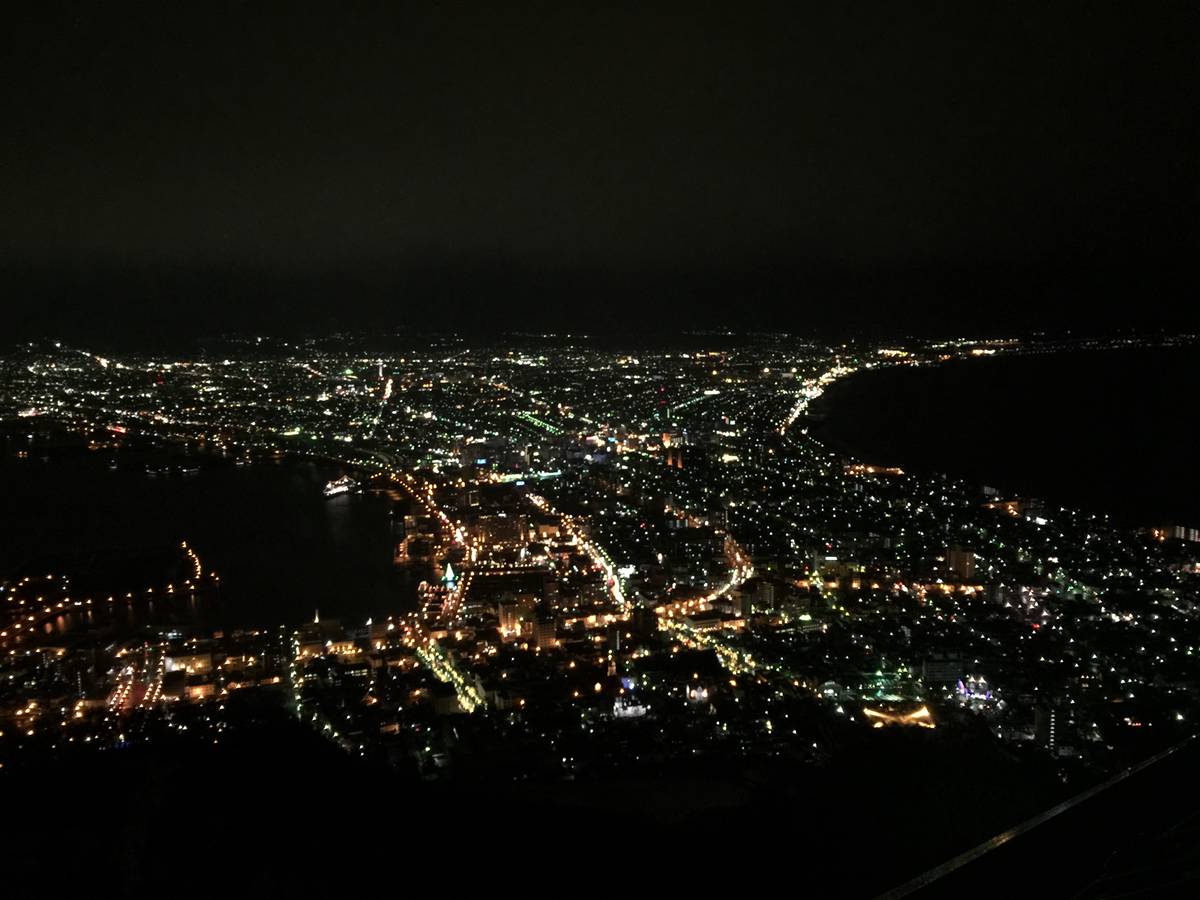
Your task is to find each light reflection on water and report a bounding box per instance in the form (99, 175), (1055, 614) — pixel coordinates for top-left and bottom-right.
(2, 450), (423, 636)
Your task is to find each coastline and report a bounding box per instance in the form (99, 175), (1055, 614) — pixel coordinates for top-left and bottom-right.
(810, 345), (1200, 529)
(0, 438), (416, 631)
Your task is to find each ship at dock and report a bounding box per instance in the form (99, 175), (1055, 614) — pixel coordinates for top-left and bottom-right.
(323, 475), (358, 497)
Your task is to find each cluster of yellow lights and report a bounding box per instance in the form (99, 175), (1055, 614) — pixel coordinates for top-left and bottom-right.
(862, 706), (935, 728)
(3, 547), (217, 650)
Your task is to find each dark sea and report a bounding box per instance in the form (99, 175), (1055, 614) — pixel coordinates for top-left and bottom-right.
(812, 346), (1200, 528)
(0, 444), (420, 632)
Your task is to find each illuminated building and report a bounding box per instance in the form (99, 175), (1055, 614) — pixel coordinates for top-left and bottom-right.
(165, 652), (213, 674)
(612, 694), (648, 718)
(921, 654), (962, 685)
(1035, 707), (1058, 751)
(1151, 524), (1200, 543)
(497, 593), (537, 638)
(862, 705), (935, 728)
(532, 614), (557, 648)
(946, 546), (976, 581)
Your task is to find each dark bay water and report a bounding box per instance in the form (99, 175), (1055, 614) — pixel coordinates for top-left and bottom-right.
(0, 447), (419, 630)
(813, 346), (1200, 528)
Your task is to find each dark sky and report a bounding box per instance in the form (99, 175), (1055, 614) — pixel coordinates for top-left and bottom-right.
(4, 3), (1198, 344)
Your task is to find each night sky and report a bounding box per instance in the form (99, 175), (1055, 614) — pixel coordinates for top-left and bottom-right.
(4, 3), (1197, 344)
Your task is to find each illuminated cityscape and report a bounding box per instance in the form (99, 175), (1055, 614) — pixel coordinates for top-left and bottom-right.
(5, 4), (1199, 895)
(3, 332), (1199, 892)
